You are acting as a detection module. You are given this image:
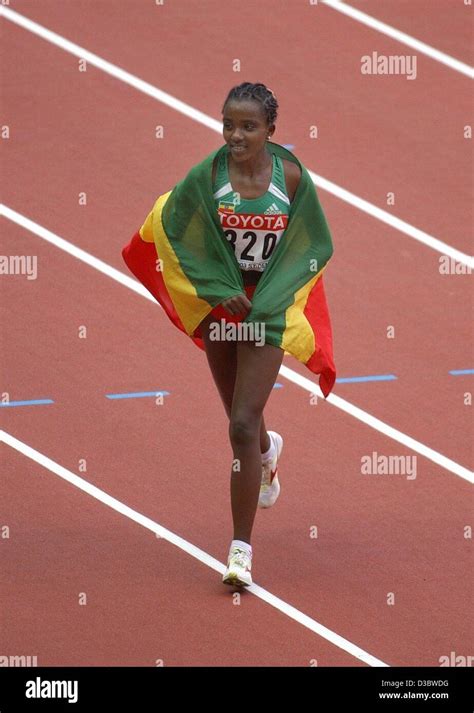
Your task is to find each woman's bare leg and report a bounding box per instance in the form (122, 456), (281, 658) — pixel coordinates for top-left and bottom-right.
(228, 340), (284, 544)
(200, 313), (272, 455)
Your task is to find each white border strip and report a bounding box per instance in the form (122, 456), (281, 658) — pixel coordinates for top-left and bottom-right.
(0, 428), (389, 667)
(2, 203), (472, 484)
(1, 5), (472, 268)
(321, 0), (474, 79)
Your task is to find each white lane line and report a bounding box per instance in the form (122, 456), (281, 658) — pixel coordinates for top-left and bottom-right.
(308, 172), (473, 269)
(0, 5), (221, 132)
(0, 204), (154, 302)
(1, 5), (472, 268)
(2, 203), (472, 484)
(0, 429), (389, 667)
(321, 0), (474, 79)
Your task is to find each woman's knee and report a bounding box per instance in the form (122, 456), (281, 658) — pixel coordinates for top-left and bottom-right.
(229, 411), (261, 446)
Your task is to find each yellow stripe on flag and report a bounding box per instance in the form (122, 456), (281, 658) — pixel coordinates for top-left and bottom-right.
(281, 268), (325, 362)
(138, 207), (156, 243)
(150, 192), (213, 336)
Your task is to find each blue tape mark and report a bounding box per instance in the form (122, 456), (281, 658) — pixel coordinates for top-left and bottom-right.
(449, 369), (474, 376)
(336, 375), (397, 384)
(282, 144), (295, 150)
(273, 383), (283, 389)
(0, 399), (54, 407)
(106, 391), (170, 400)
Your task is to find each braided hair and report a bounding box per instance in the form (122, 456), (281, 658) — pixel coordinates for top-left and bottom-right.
(222, 82), (278, 126)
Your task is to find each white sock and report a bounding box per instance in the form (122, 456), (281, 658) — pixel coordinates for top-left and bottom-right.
(261, 432), (276, 462)
(231, 539), (252, 556)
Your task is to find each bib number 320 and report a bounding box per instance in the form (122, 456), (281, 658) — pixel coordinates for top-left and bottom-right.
(224, 229), (278, 263)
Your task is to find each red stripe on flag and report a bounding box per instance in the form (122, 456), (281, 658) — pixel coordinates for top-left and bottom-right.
(122, 232), (336, 397)
(122, 231), (205, 351)
(302, 276), (336, 398)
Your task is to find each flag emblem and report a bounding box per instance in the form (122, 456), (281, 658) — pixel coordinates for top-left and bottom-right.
(218, 201), (235, 213)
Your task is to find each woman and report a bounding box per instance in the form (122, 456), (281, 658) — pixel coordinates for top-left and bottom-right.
(123, 82), (336, 588)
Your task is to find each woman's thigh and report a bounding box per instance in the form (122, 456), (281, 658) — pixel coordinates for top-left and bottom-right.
(200, 312), (238, 417)
(230, 340), (284, 436)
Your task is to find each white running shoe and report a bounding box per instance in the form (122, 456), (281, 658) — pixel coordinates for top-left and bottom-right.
(222, 546), (253, 587)
(259, 431), (283, 508)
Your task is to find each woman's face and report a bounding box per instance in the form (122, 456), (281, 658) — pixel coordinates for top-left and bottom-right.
(223, 99), (275, 161)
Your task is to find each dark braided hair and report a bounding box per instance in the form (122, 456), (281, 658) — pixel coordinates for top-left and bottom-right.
(222, 82), (278, 126)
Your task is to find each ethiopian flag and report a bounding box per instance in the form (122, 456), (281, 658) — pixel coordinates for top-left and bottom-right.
(122, 141), (336, 397)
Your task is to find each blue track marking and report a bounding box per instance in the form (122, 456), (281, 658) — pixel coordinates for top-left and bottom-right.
(336, 375), (397, 384)
(0, 399), (54, 407)
(106, 391), (170, 400)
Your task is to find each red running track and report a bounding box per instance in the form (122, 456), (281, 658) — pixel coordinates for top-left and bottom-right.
(1, 1), (472, 666)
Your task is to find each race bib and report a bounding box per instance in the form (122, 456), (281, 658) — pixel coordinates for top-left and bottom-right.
(218, 211), (289, 272)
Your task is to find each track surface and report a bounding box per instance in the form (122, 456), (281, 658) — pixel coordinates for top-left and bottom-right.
(1, 0), (472, 667)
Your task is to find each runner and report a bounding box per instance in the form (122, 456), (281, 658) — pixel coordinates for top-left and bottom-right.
(122, 81), (336, 588)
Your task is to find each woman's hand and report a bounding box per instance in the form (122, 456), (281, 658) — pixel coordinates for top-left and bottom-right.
(221, 293), (252, 317)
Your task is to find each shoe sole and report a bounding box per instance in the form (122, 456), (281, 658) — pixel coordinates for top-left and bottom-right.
(222, 573), (252, 587)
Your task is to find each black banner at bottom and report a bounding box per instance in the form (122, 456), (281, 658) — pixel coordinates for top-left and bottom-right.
(0, 666), (472, 711)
